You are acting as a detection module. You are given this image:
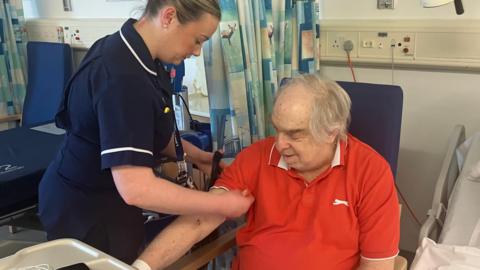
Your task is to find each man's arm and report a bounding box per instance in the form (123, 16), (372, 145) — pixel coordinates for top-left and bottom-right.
(357, 257), (395, 270)
(137, 188), (228, 270)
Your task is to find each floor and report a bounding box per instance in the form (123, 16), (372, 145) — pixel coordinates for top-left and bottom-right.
(0, 216), (418, 268)
(0, 214), (47, 259)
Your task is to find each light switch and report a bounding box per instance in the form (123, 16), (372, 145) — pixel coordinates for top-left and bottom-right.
(63, 0), (72, 12)
(378, 0), (394, 9)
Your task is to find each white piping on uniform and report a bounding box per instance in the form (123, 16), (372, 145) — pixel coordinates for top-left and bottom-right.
(101, 147), (153, 156)
(119, 30), (157, 76)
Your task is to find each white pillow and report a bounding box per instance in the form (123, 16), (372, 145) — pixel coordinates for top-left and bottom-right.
(467, 160), (480, 182)
(411, 238), (480, 270)
(469, 219), (480, 248)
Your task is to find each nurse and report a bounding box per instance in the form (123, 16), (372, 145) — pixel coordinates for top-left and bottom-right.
(38, 0), (253, 264)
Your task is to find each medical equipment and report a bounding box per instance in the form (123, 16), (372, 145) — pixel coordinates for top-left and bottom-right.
(0, 238), (134, 270)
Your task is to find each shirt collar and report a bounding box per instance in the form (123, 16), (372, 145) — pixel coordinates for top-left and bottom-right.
(268, 137), (347, 171)
(119, 18), (158, 76)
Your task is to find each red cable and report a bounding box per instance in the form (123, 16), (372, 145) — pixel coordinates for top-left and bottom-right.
(347, 52), (357, 82)
(395, 182), (422, 227)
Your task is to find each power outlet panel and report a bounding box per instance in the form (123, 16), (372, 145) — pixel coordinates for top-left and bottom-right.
(27, 24), (60, 43)
(326, 31), (358, 57)
(26, 19), (122, 49)
(358, 31), (415, 60)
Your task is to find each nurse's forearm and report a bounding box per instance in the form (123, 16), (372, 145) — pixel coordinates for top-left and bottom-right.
(160, 136), (204, 163)
(112, 166), (230, 216)
(181, 139), (203, 163)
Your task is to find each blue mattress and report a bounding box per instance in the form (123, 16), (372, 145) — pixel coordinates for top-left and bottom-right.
(0, 126), (64, 219)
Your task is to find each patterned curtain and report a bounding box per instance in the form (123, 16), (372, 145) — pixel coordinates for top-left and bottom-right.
(0, 0), (27, 128)
(205, 0), (319, 157)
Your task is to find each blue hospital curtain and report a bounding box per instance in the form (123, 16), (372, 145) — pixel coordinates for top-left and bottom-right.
(0, 0), (27, 128)
(205, 0), (319, 157)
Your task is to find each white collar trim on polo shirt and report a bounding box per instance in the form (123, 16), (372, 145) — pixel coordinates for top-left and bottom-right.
(119, 29), (157, 76)
(331, 140), (341, 167)
(270, 140), (342, 171)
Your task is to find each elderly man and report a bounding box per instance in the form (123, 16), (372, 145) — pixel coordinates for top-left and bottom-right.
(134, 74), (400, 270)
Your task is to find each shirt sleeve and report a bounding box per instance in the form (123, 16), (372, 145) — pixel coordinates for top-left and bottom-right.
(212, 143), (262, 194)
(357, 157), (400, 260)
(95, 73), (156, 170)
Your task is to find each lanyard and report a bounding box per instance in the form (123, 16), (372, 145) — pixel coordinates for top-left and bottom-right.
(172, 100), (195, 189)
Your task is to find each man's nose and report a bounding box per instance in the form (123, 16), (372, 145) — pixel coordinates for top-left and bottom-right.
(276, 134), (290, 151)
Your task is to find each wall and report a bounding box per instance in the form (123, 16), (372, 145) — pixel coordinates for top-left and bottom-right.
(321, 65), (480, 252)
(319, 0), (480, 19)
(23, 0), (480, 253)
(24, 0), (480, 20)
(23, 0), (144, 19)
(318, 0), (480, 253)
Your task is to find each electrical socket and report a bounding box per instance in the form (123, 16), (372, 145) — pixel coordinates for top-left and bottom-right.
(343, 40), (354, 52)
(326, 31), (358, 57)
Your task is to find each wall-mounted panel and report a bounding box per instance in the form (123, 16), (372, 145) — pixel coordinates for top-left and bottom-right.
(320, 20), (480, 71)
(416, 32), (480, 60)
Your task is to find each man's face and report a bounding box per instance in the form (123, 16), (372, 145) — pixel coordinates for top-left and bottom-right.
(271, 85), (336, 178)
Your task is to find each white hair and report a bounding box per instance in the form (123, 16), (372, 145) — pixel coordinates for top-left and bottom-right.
(275, 74), (351, 141)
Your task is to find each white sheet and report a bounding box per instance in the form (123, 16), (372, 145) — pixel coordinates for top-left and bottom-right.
(30, 123), (65, 135)
(411, 238), (480, 270)
(440, 134), (480, 245)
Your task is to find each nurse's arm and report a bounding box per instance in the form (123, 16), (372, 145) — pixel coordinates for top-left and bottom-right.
(160, 135), (217, 175)
(111, 166), (252, 217)
(137, 188), (227, 270)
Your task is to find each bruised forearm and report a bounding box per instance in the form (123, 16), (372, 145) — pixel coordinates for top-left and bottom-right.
(138, 189), (228, 270)
(139, 214), (225, 270)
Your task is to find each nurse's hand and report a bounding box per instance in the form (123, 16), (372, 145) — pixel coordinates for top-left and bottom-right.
(218, 189), (254, 218)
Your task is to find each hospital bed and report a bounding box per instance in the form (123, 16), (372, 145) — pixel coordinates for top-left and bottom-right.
(0, 124), (64, 228)
(412, 124), (480, 269)
(0, 41), (71, 231)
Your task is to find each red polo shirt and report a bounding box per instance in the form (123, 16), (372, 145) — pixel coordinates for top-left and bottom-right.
(213, 135), (399, 270)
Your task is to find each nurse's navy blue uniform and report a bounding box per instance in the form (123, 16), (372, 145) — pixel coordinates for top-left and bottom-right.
(39, 19), (174, 263)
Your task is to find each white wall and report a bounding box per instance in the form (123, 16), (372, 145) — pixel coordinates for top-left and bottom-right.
(23, 0), (480, 253)
(25, 0), (480, 20)
(318, 0), (480, 253)
(23, 0), (145, 19)
(321, 65), (480, 252)
(319, 0), (480, 19)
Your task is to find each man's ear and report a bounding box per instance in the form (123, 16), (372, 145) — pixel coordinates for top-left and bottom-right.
(325, 128), (339, 144)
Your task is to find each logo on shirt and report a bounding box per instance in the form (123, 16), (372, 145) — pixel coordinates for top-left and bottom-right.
(332, 199), (349, 207)
(0, 164), (24, 175)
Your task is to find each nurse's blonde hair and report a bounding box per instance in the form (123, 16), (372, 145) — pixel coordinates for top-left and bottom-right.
(142, 0), (221, 24)
(276, 74), (351, 142)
